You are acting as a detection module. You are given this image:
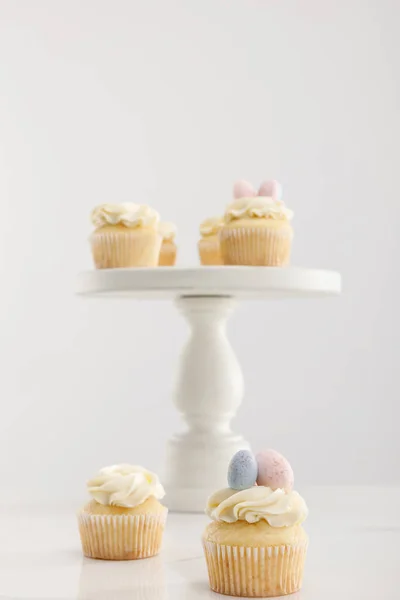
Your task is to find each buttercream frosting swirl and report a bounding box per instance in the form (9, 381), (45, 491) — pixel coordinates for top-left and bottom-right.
(206, 486), (307, 527)
(224, 197), (293, 223)
(91, 203), (160, 229)
(158, 221), (177, 241)
(200, 217), (223, 237)
(87, 464), (165, 508)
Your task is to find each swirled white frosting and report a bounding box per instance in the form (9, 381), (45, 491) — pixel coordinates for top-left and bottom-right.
(200, 217), (223, 237)
(206, 486), (307, 527)
(225, 197), (293, 223)
(158, 221), (177, 241)
(91, 203), (160, 229)
(87, 464), (165, 508)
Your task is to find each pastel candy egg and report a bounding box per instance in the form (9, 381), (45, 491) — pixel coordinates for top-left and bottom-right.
(256, 449), (294, 491)
(227, 449), (258, 490)
(233, 180), (256, 199)
(258, 180), (282, 201)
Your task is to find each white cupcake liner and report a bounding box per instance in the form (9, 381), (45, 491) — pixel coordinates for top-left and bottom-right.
(91, 230), (162, 268)
(78, 509), (168, 560)
(219, 225), (293, 266)
(203, 539), (308, 597)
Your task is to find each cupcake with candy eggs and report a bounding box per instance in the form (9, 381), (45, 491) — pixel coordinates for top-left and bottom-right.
(78, 464), (168, 560)
(203, 449), (308, 597)
(198, 217), (224, 265)
(158, 221), (178, 266)
(220, 180), (293, 266)
(90, 203), (162, 268)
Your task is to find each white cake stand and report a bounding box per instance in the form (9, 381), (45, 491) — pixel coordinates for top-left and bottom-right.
(77, 266), (341, 512)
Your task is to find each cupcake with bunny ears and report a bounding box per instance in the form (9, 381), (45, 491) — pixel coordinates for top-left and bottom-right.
(220, 180), (293, 266)
(203, 449), (308, 597)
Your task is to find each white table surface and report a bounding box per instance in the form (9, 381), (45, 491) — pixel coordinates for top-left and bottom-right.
(0, 487), (397, 599)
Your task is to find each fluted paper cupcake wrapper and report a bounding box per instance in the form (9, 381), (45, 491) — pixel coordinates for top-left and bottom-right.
(203, 540), (308, 597)
(78, 509), (168, 560)
(91, 230), (162, 268)
(198, 238), (223, 265)
(220, 226), (293, 266)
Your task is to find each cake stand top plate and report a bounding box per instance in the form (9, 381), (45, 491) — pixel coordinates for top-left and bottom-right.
(76, 266), (341, 300)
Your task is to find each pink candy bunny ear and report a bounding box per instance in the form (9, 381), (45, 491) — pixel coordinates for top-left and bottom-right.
(258, 180), (282, 201)
(233, 180), (256, 199)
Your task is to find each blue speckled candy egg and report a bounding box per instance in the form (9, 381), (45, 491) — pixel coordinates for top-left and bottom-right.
(227, 449), (258, 490)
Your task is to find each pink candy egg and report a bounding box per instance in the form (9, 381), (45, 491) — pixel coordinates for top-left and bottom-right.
(256, 449), (294, 491)
(233, 180), (256, 199)
(258, 180), (282, 201)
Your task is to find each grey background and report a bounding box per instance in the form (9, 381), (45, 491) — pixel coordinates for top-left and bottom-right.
(0, 0), (398, 504)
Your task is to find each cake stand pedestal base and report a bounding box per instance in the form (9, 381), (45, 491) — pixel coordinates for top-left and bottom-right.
(164, 296), (248, 512)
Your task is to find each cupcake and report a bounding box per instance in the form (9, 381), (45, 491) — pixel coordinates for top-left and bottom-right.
(220, 180), (293, 266)
(158, 222), (177, 266)
(78, 464), (168, 560)
(203, 449), (308, 597)
(198, 217), (223, 265)
(90, 203), (162, 268)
